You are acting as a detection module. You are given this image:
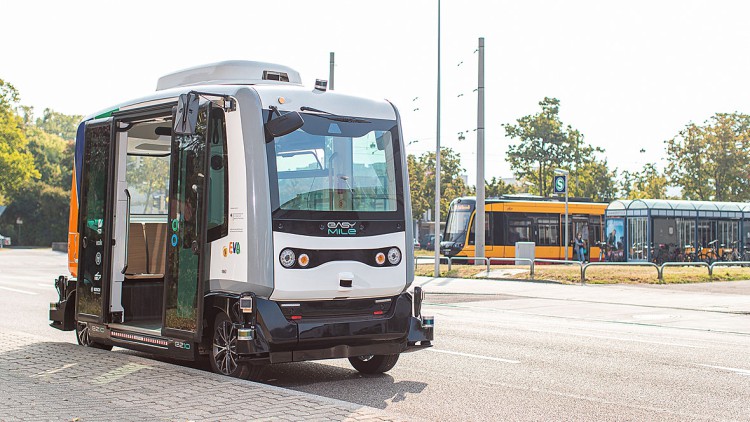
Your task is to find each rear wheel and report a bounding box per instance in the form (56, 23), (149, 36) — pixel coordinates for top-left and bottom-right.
(75, 321), (113, 351)
(348, 354), (400, 374)
(210, 313), (256, 379)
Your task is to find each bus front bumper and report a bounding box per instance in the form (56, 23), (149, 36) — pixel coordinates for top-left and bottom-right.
(236, 292), (433, 363)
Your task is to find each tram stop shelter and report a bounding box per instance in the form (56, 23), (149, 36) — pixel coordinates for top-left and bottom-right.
(604, 199), (750, 262)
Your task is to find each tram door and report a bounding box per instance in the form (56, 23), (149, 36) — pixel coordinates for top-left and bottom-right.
(572, 215), (590, 260)
(76, 119), (116, 324)
(162, 104), (211, 341)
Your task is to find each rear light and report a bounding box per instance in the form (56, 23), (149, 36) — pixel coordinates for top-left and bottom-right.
(373, 310), (384, 315)
(290, 315), (302, 320)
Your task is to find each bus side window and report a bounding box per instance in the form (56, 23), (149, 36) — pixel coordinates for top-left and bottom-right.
(207, 108), (228, 242)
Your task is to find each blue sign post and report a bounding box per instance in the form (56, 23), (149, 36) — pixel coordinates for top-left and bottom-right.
(553, 171), (569, 260)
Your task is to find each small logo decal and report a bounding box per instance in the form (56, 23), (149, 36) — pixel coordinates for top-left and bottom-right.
(95, 252), (102, 266)
(223, 247), (228, 257)
(171, 234), (178, 247)
(229, 242), (240, 255)
(171, 219), (179, 232)
(327, 221), (357, 236)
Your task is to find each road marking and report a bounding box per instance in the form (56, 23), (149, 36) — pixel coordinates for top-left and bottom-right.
(0, 285), (37, 295)
(427, 348), (520, 364)
(696, 364), (750, 376)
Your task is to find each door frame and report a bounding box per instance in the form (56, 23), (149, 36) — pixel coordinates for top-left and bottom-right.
(161, 102), (213, 342)
(76, 118), (116, 324)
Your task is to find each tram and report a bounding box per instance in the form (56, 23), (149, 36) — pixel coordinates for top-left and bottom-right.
(440, 196), (608, 261)
(49, 61), (433, 380)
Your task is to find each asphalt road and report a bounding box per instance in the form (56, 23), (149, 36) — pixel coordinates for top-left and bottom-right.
(2, 248), (750, 421)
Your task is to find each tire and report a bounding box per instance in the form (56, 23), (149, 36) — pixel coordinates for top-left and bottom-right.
(209, 313), (252, 379)
(75, 321), (113, 351)
(348, 354), (400, 374)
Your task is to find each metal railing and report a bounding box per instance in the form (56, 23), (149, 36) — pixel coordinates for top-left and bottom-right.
(414, 255), (750, 285)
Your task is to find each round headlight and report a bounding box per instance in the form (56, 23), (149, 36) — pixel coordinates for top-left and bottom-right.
(280, 249), (296, 268)
(387, 247), (401, 265)
(298, 253), (310, 267)
(375, 252), (386, 265)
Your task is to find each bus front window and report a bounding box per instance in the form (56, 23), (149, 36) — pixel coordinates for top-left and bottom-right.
(266, 112), (402, 215)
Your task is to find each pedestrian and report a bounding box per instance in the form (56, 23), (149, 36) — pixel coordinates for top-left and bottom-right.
(574, 233), (585, 262)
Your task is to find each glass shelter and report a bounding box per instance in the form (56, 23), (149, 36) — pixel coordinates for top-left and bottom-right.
(605, 199), (750, 262)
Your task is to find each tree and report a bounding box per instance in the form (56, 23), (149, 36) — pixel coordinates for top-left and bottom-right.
(573, 158), (618, 202)
(484, 177), (515, 198)
(407, 147), (471, 222)
(34, 108), (82, 141)
(24, 126), (74, 190)
(0, 79), (38, 201)
(619, 163), (669, 199)
(504, 97), (616, 200)
(665, 113), (750, 201)
(0, 181), (68, 246)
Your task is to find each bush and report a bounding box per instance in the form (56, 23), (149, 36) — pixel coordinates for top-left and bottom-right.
(0, 181), (69, 246)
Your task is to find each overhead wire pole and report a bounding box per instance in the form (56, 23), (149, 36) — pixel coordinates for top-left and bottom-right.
(329, 52), (335, 90)
(434, 0), (442, 277)
(475, 37), (485, 264)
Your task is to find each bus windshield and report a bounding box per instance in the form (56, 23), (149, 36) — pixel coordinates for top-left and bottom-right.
(444, 202), (474, 243)
(266, 112), (401, 214)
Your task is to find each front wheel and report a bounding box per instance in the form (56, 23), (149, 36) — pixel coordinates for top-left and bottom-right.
(348, 354), (400, 374)
(210, 313), (261, 379)
(75, 321), (113, 351)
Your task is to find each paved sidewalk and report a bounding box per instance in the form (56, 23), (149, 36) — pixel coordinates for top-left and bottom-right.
(0, 330), (409, 422)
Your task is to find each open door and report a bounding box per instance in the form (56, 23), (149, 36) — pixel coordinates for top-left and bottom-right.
(162, 103), (212, 341)
(76, 119), (116, 324)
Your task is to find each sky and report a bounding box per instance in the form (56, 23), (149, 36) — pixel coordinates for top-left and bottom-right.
(4, 0), (750, 186)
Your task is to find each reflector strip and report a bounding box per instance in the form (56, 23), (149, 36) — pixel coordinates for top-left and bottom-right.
(111, 330), (169, 347)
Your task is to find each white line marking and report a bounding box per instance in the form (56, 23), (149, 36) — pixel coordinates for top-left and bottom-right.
(696, 364), (750, 376)
(427, 348), (520, 363)
(36, 283), (55, 288)
(0, 285), (37, 295)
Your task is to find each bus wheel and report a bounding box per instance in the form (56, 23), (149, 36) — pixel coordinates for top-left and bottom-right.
(348, 354), (400, 374)
(210, 313), (250, 379)
(75, 321), (112, 351)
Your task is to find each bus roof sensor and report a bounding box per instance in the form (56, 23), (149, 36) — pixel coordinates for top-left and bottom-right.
(156, 60), (302, 91)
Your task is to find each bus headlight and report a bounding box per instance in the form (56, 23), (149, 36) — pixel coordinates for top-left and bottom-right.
(280, 249), (296, 268)
(387, 247), (401, 265)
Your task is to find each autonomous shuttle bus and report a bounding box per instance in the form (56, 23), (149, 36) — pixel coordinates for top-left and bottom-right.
(50, 61), (433, 379)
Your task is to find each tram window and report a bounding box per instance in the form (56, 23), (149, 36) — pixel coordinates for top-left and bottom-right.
(507, 218), (532, 244)
(491, 212), (503, 246)
(207, 109), (228, 242)
(536, 218), (559, 246)
(468, 212), (492, 245)
(589, 216), (602, 245)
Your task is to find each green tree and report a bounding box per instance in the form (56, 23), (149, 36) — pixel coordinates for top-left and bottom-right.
(665, 113), (750, 201)
(0, 181), (68, 246)
(0, 79), (38, 200)
(504, 97), (616, 200)
(35, 108), (82, 141)
(407, 147), (471, 221)
(484, 177), (515, 197)
(24, 126), (74, 189)
(573, 158), (618, 202)
(620, 163), (668, 199)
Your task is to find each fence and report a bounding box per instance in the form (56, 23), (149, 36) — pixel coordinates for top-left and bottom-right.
(414, 255), (750, 285)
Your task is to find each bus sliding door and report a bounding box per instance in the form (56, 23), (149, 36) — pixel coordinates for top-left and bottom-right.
(162, 104), (211, 343)
(75, 119), (116, 341)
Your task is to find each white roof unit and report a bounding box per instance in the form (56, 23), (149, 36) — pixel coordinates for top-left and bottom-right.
(156, 60), (303, 91)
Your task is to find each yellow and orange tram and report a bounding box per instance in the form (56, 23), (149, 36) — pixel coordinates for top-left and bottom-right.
(440, 196), (608, 261)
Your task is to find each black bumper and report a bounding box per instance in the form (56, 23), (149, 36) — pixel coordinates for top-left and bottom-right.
(237, 292), (433, 363)
(49, 276), (75, 331)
